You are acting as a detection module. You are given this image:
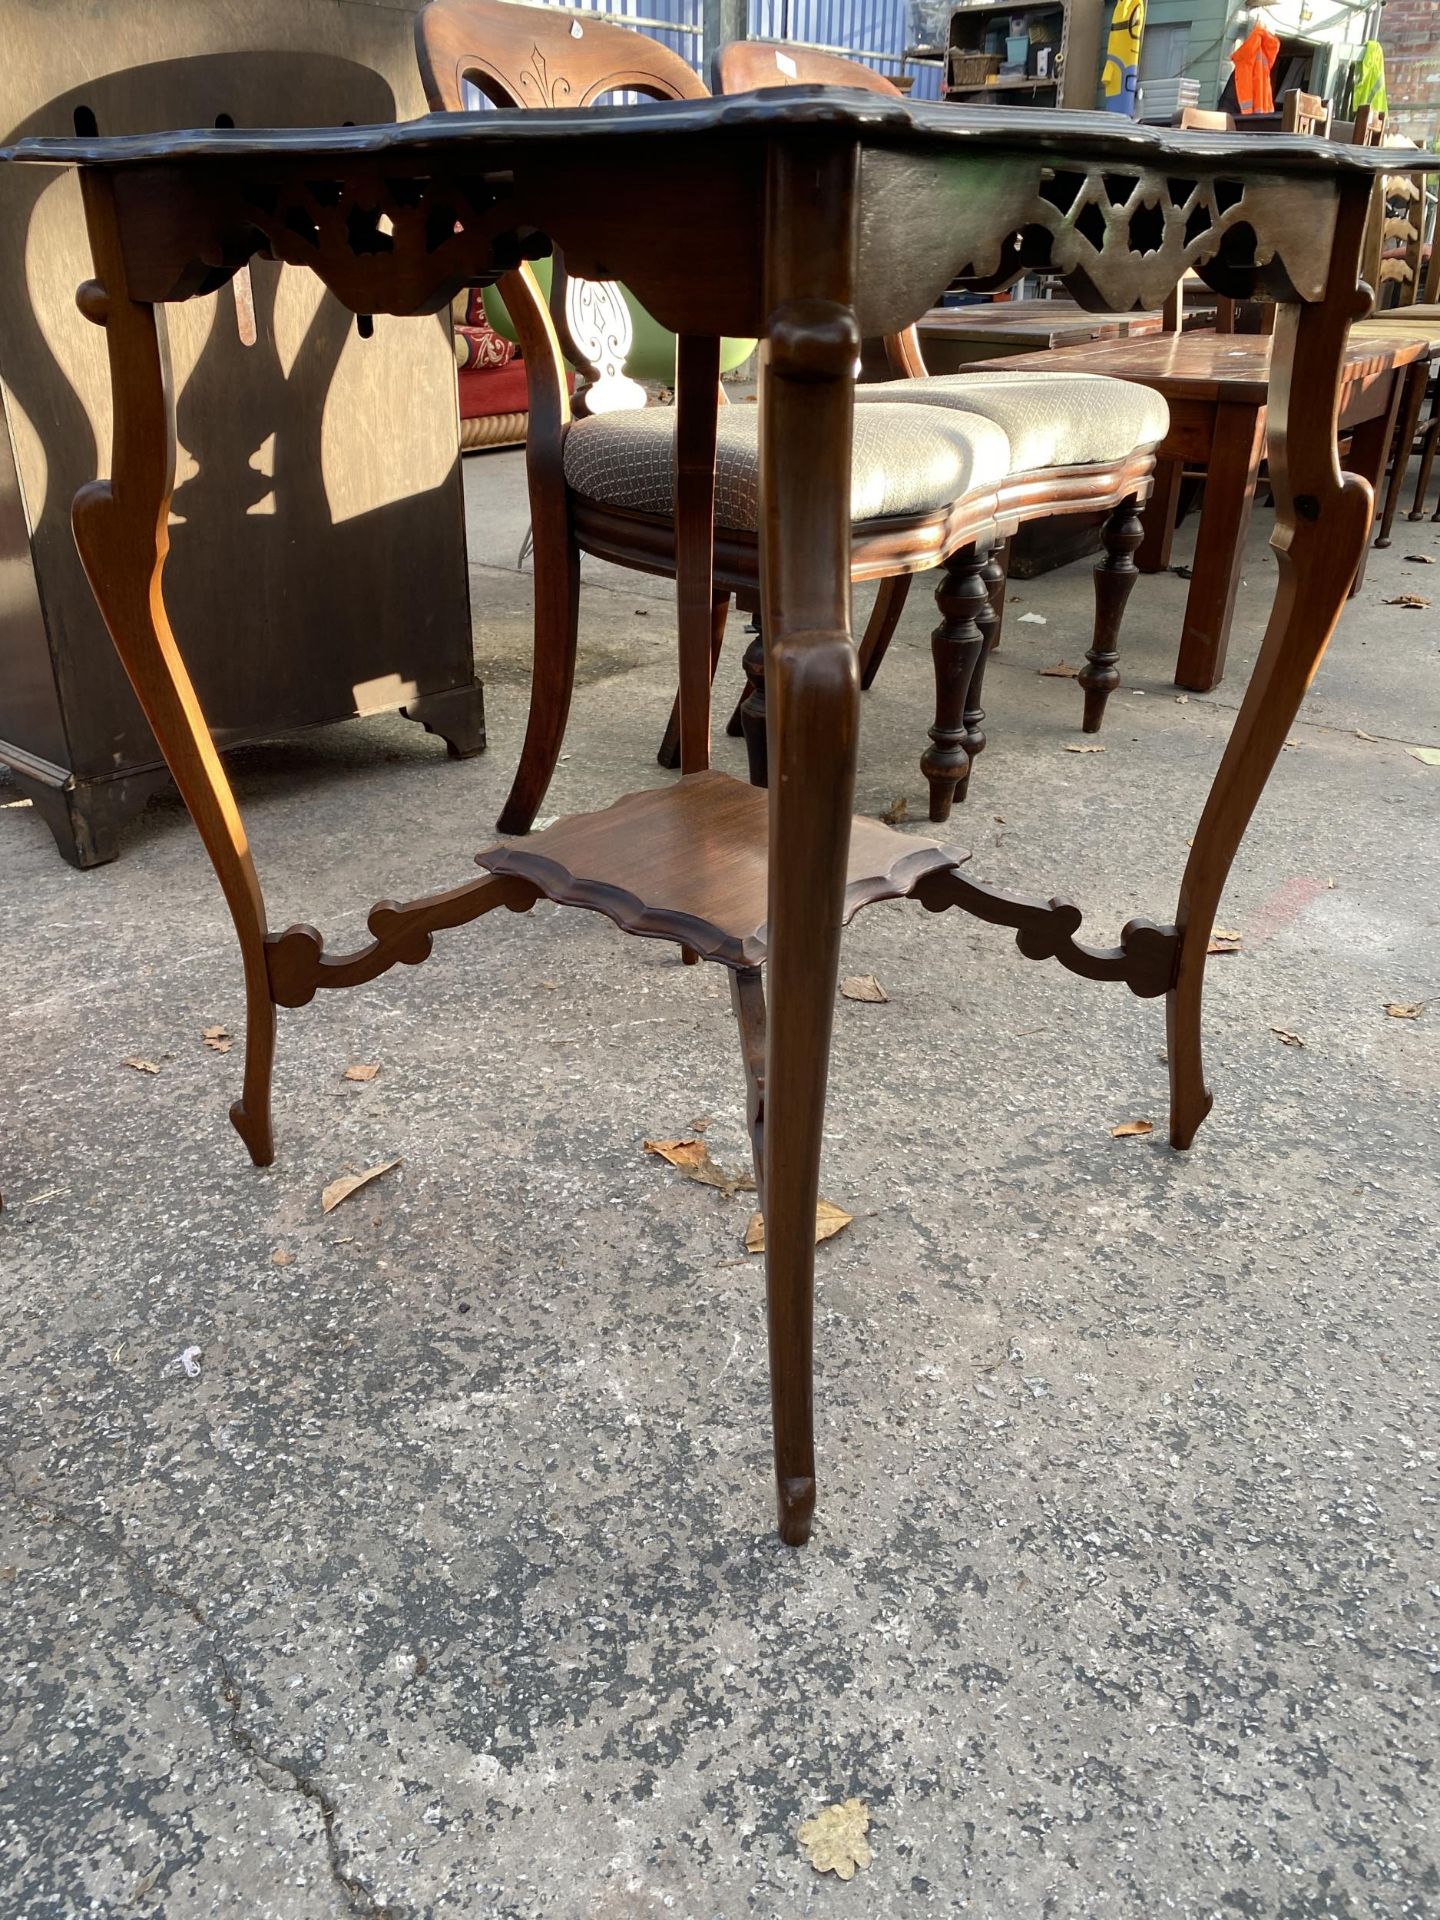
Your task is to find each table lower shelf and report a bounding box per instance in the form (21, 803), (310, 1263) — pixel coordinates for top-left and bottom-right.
(478, 769), (967, 969)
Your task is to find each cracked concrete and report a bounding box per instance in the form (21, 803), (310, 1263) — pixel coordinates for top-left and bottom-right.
(2, 441), (1438, 1918)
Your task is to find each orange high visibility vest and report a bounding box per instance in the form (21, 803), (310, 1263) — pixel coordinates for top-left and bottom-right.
(1230, 24), (1279, 115)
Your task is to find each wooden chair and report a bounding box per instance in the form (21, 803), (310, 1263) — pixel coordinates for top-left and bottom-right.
(418, 4), (1167, 822)
(713, 39), (1168, 769)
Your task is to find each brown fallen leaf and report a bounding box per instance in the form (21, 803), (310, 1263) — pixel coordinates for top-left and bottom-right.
(1404, 553), (1435, 564)
(745, 1199), (853, 1254)
(1207, 927), (1243, 955)
(643, 1137), (754, 1201)
(122, 1057), (161, 1075)
(321, 1157), (401, 1213)
(1383, 1001), (1425, 1019)
(840, 975), (888, 1004)
(201, 1024), (231, 1053)
(1064, 743), (1106, 754)
(1270, 1027), (1306, 1048)
(271, 1249), (294, 1267)
(1384, 593), (1431, 609)
(798, 1799), (871, 1881)
(1037, 661), (1080, 678)
(1110, 1119), (1154, 1139)
(343, 1063), (380, 1083)
(1281, 738), (1300, 751)
(879, 796), (909, 825)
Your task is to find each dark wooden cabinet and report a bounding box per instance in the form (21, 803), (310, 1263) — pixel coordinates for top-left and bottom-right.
(0, 0), (483, 866)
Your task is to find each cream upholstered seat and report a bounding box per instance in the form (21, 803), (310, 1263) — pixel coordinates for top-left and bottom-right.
(563, 403), (1014, 528)
(855, 371), (1170, 470)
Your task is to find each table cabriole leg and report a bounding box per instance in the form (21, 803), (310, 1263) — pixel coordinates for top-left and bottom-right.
(71, 181), (276, 1167)
(756, 137), (863, 1545)
(1168, 203), (1376, 1149)
(496, 265), (579, 836)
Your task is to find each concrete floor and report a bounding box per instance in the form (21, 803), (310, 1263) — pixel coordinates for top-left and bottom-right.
(2, 442), (1438, 1920)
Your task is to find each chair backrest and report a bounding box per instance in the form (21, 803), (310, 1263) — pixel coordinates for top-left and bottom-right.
(1174, 106), (1233, 133)
(1280, 89), (1331, 138)
(416, 0), (708, 413)
(710, 40), (925, 376)
(416, 0), (707, 111)
(713, 40), (903, 98)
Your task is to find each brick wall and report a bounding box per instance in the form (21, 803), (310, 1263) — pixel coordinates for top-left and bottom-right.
(1382, 0), (1440, 147)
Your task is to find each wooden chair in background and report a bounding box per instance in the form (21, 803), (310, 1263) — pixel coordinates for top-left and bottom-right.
(418, 3), (1167, 822)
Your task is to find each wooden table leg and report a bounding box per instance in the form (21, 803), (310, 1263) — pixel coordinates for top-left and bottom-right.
(1374, 357), (1429, 549)
(1167, 203), (1373, 1148)
(755, 144), (863, 1547)
(1343, 368), (1406, 595)
(72, 178), (277, 1166)
(496, 264), (579, 835)
(1136, 454), (1182, 573)
(1174, 401), (1266, 693)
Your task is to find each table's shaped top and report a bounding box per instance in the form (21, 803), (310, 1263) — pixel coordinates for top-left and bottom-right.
(0, 90), (1421, 179)
(970, 328), (1432, 404)
(5, 90), (1435, 334)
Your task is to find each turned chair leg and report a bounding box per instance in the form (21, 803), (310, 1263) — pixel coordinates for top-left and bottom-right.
(738, 611), (768, 788)
(922, 545), (990, 822)
(657, 591), (730, 769)
(1081, 495), (1144, 734)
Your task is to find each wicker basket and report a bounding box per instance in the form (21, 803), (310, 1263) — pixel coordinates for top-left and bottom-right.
(947, 50), (1002, 87)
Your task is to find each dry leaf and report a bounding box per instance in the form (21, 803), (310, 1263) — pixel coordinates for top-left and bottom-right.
(1384, 593), (1431, 609)
(1404, 553), (1435, 564)
(840, 975), (888, 1004)
(1037, 661), (1080, 678)
(343, 1064), (380, 1083)
(271, 1249), (294, 1267)
(1355, 729), (1379, 742)
(879, 796), (909, 825)
(321, 1157), (401, 1213)
(1110, 1119), (1154, 1139)
(1281, 738), (1300, 751)
(1064, 743), (1106, 754)
(643, 1137), (753, 1200)
(201, 1024), (231, 1053)
(1406, 745), (1440, 767)
(1271, 1028), (1306, 1048)
(122, 1057), (160, 1075)
(1383, 1001), (1425, 1019)
(798, 1799), (871, 1881)
(745, 1199), (853, 1254)
(1207, 928), (1243, 955)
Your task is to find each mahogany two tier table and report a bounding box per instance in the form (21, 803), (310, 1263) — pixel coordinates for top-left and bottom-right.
(4, 94), (1425, 1544)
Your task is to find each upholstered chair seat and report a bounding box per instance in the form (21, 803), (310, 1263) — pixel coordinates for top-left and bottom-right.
(563, 403), (1015, 528)
(854, 371), (1170, 470)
